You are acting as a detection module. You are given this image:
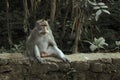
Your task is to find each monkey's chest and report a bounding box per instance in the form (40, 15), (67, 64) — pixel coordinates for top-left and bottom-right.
(37, 37), (49, 52)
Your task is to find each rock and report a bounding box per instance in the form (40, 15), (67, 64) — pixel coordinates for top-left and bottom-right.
(0, 53), (120, 80)
(73, 73), (86, 80)
(90, 63), (103, 72)
(98, 74), (111, 80)
(71, 61), (90, 71)
(100, 58), (112, 64)
(0, 59), (8, 65)
(0, 66), (12, 73)
(112, 58), (120, 64)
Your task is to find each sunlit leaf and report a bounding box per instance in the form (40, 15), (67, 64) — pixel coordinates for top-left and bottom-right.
(94, 37), (108, 47)
(89, 37), (108, 51)
(102, 10), (110, 14)
(115, 41), (120, 46)
(93, 6), (100, 10)
(88, 0), (97, 6)
(94, 37), (97, 43)
(98, 2), (105, 6)
(100, 6), (108, 9)
(95, 10), (102, 21)
(90, 44), (98, 51)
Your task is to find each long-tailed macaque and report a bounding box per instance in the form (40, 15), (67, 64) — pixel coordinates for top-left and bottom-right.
(26, 19), (69, 64)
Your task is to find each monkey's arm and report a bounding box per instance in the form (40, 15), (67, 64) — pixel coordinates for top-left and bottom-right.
(34, 45), (45, 64)
(52, 46), (70, 62)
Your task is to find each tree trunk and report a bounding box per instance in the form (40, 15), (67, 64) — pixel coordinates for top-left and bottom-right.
(23, 0), (29, 37)
(72, 7), (84, 53)
(62, 0), (70, 38)
(6, 0), (13, 48)
(50, 0), (56, 27)
(71, 0), (75, 19)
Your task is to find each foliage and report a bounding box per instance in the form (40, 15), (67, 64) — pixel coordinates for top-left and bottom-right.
(88, 0), (110, 21)
(0, 47), (7, 53)
(0, 41), (25, 53)
(0, 0), (119, 53)
(115, 41), (120, 47)
(114, 41), (120, 51)
(88, 37), (108, 51)
(10, 41), (25, 53)
(115, 41), (120, 49)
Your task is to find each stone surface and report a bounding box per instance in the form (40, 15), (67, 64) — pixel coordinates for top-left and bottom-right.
(112, 58), (120, 64)
(71, 61), (90, 71)
(100, 58), (112, 64)
(90, 63), (103, 72)
(98, 74), (111, 80)
(0, 53), (120, 80)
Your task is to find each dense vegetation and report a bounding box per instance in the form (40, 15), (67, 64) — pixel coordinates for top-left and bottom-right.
(0, 0), (120, 53)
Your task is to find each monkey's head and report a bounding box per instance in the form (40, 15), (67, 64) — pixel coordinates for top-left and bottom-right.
(35, 19), (49, 34)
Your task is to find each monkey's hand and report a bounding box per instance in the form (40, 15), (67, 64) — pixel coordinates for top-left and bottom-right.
(62, 57), (70, 63)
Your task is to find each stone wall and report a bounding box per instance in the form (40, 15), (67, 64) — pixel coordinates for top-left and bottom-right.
(0, 53), (120, 80)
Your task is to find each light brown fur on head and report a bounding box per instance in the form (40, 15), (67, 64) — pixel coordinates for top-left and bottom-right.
(36, 19), (48, 26)
(35, 19), (49, 34)
(36, 19), (45, 23)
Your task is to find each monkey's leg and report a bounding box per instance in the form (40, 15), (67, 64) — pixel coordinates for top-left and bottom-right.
(27, 44), (36, 63)
(34, 45), (46, 64)
(52, 46), (70, 62)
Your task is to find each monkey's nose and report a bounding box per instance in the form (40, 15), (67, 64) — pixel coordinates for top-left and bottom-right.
(41, 31), (46, 34)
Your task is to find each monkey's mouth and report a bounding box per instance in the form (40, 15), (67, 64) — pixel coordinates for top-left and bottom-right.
(41, 32), (46, 34)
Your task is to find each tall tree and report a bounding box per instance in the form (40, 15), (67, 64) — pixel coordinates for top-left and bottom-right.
(72, 0), (85, 53)
(23, 0), (29, 37)
(50, 0), (56, 27)
(6, 0), (13, 48)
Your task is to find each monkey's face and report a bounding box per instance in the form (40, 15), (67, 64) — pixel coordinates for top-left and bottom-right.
(36, 20), (49, 34)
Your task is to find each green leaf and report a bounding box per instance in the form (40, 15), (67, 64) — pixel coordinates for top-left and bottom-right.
(102, 10), (110, 14)
(94, 37), (97, 43)
(14, 44), (18, 49)
(88, 0), (97, 6)
(98, 2), (105, 6)
(90, 37), (108, 51)
(95, 10), (102, 21)
(93, 6), (100, 10)
(115, 41), (120, 46)
(90, 44), (98, 51)
(96, 37), (108, 47)
(100, 6), (108, 9)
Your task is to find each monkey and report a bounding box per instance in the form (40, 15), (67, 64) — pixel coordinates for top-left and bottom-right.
(26, 19), (69, 64)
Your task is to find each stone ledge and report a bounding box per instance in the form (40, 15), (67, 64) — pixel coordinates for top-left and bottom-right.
(0, 53), (120, 80)
(67, 52), (120, 62)
(1, 53), (120, 62)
